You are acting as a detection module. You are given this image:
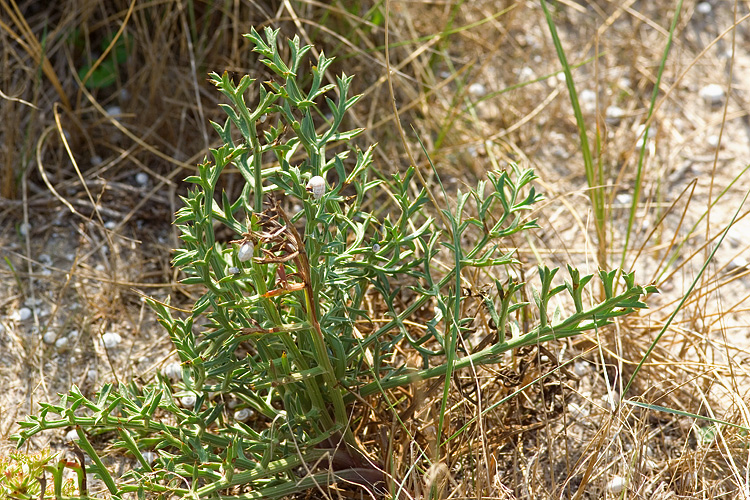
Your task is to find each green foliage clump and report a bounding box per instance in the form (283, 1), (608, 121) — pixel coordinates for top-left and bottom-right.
(14, 27), (656, 499)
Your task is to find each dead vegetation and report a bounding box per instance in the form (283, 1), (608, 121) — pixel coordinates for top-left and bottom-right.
(2, 0), (750, 498)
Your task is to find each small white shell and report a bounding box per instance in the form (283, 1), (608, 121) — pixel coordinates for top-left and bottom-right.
(306, 176), (326, 199)
(607, 475), (626, 494)
(235, 408), (254, 421)
(163, 362), (182, 380)
(238, 241), (253, 262)
(181, 395), (196, 408)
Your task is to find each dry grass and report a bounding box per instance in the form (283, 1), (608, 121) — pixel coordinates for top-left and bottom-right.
(2, 0), (750, 498)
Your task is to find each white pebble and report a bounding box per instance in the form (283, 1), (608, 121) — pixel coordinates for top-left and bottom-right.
(696, 2), (712, 14)
(699, 84), (724, 105)
(574, 361), (588, 376)
(102, 332), (122, 348)
(228, 266), (240, 275)
(104, 221), (117, 230)
(568, 402), (589, 419)
(43, 331), (57, 345)
(91, 155), (103, 166)
(227, 399), (239, 410)
(38, 254), (52, 266)
(579, 89), (597, 113)
(68, 330), (79, 341)
(65, 429), (79, 442)
(729, 256), (749, 271)
(306, 176), (326, 200)
(16, 307), (32, 321)
(616, 193), (632, 205)
(135, 172), (149, 186)
(181, 395), (196, 408)
(106, 105), (122, 116)
(605, 105), (625, 124)
(519, 66), (536, 81)
(19, 222), (30, 236)
(164, 362), (182, 380)
(707, 134), (720, 147)
(55, 337), (69, 350)
(607, 475), (627, 494)
(86, 369), (97, 383)
(618, 77), (631, 90)
(468, 82), (487, 97)
(234, 408), (254, 421)
(237, 241), (254, 262)
(24, 297), (42, 307)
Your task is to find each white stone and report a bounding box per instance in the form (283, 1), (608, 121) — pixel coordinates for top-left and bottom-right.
(91, 155), (103, 166)
(19, 222), (30, 236)
(104, 221), (117, 230)
(135, 172), (149, 186)
(102, 332), (122, 348)
(616, 193), (632, 205)
(568, 402), (589, 419)
(574, 361), (588, 376)
(43, 331), (57, 345)
(699, 84), (724, 105)
(86, 369), (97, 383)
(16, 307), (32, 321)
(605, 106), (625, 124)
(707, 134), (720, 147)
(468, 83), (487, 97)
(106, 105), (122, 116)
(65, 429), (79, 442)
(579, 89), (596, 103)
(607, 475), (626, 494)
(228, 266), (240, 275)
(696, 2), (712, 14)
(729, 256), (748, 271)
(181, 395), (196, 408)
(519, 67), (536, 81)
(68, 330), (79, 341)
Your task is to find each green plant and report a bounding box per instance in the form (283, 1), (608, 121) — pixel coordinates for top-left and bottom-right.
(0, 449), (78, 500)
(14, 27), (657, 499)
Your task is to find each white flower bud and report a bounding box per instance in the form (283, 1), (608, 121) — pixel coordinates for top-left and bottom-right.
(306, 175), (326, 199)
(237, 241), (253, 262)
